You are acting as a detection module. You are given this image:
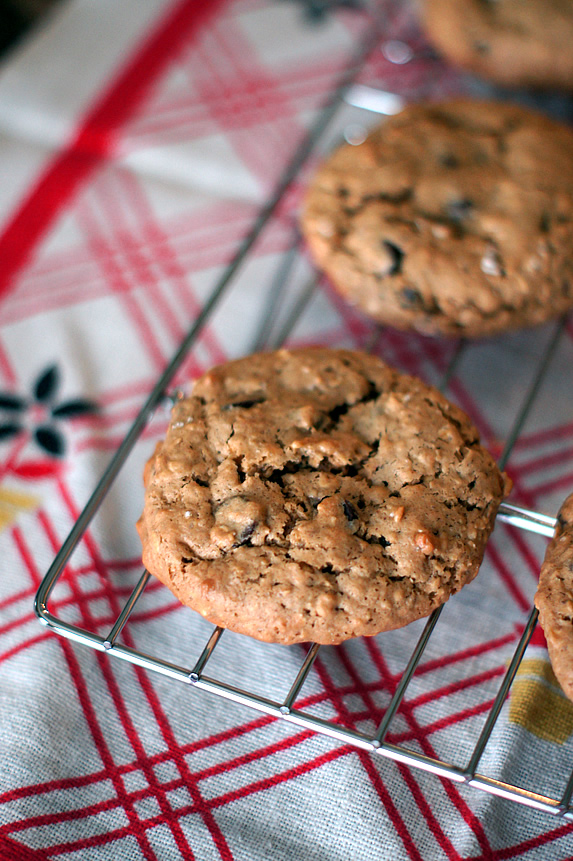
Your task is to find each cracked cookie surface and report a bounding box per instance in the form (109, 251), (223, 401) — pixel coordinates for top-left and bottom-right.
(535, 494), (573, 701)
(420, 0), (573, 92)
(301, 99), (573, 338)
(137, 348), (510, 645)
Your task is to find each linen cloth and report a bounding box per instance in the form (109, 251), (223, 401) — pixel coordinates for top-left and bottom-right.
(0, 0), (573, 858)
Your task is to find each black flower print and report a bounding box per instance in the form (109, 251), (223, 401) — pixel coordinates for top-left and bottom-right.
(281, 0), (363, 24)
(0, 364), (98, 458)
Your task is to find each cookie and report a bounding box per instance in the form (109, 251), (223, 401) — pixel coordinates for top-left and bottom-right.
(137, 348), (510, 645)
(419, 0), (573, 92)
(534, 494), (573, 701)
(300, 99), (573, 338)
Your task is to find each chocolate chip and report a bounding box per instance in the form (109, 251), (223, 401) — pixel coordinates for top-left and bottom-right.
(382, 240), (404, 276)
(474, 40), (491, 55)
(540, 213), (551, 233)
(327, 402), (350, 424)
(378, 535), (391, 548)
(342, 499), (358, 522)
(399, 286), (424, 308)
(221, 396), (265, 411)
(235, 521), (257, 545)
(446, 198), (474, 224)
(440, 153), (459, 169)
(265, 469), (284, 485)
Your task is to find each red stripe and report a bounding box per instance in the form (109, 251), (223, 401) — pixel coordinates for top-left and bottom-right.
(362, 638), (496, 858)
(514, 445), (573, 478)
(491, 821), (573, 860)
(310, 648), (425, 859)
(0, 835), (52, 860)
(332, 645), (465, 860)
(416, 632), (517, 677)
(0, 0), (224, 300)
(54, 477), (232, 861)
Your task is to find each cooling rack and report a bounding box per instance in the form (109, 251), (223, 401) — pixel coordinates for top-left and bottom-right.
(34, 17), (573, 820)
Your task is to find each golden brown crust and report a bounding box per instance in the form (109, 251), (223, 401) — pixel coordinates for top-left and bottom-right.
(300, 99), (573, 338)
(535, 494), (573, 701)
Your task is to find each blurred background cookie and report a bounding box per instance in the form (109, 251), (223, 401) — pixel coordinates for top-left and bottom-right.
(301, 98), (573, 338)
(419, 0), (573, 92)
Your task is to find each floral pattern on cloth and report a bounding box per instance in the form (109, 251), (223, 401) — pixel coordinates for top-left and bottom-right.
(0, 364), (97, 479)
(282, 0), (365, 23)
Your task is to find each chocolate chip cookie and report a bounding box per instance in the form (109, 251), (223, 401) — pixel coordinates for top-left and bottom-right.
(137, 348), (510, 645)
(535, 494), (573, 701)
(420, 0), (573, 92)
(300, 99), (573, 338)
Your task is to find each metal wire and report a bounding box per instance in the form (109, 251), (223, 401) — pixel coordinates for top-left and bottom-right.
(32, 24), (573, 819)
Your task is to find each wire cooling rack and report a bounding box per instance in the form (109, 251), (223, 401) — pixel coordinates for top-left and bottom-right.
(34, 18), (573, 820)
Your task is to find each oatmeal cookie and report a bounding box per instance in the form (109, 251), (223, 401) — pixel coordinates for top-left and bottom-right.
(535, 494), (573, 701)
(300, 99), (573, 338)
(137, 348), (510, 645)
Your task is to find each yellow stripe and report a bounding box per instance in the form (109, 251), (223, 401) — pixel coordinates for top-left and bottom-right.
(509, 678), (573, 744)
(0, 510), (14, 531)
(0, 485), (40, 533)
(515, 658), (559, 688)
(0, 486), (38, 511)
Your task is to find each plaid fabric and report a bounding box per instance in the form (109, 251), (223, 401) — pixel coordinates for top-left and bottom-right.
(1, 0), (573, 858)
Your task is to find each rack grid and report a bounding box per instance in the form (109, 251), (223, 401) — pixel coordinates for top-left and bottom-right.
(34, 15), (573, 820)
